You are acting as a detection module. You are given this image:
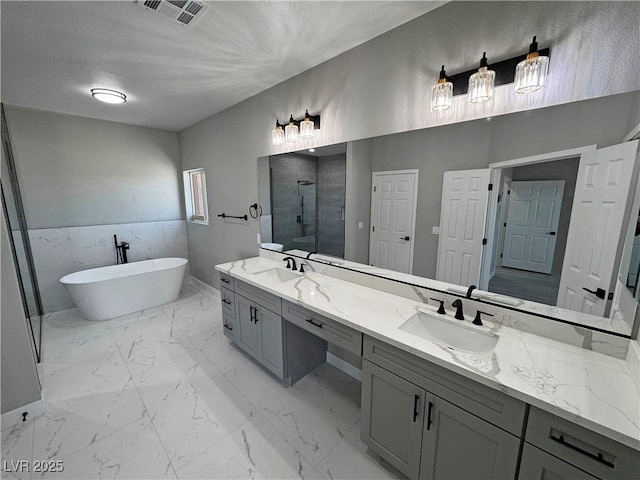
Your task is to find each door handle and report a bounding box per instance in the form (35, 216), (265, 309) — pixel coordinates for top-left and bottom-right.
(223, 324), (233, 332)
(582, 287), (606, 299)
(253, 307), (259, 323)
(222, 298), (232, 305)
(547, 231), (556, 236)
(249, 305), (255, 322)
(426, 401), (434, 430)
(413, 394), (420, 422)
(401, 236), (410, 241)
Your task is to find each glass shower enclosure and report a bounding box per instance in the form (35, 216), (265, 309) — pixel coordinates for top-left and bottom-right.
(1, 105), (44, 362)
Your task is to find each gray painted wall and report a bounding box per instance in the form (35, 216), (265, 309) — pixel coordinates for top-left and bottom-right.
(1, 208), (41, 414)
(511, 158), (580, 275)
(345, 140), (373, 264)
(4, 106), (183, 229)
(370, 92), (639, 279)
(179, 1), (640, 288)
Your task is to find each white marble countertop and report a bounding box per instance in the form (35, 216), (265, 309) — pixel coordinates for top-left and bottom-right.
(216, 256), (640, 451)
(281, 249), (630, 335)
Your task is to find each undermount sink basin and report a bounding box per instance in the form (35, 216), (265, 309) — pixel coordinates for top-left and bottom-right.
(252, 268), (301, 284)
(399, 312), (498, 354)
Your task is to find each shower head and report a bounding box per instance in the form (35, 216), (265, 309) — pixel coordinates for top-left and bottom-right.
(298, 180), (314, 186)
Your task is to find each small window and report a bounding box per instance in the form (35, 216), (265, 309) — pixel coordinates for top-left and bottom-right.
(183, 168), (209, 224)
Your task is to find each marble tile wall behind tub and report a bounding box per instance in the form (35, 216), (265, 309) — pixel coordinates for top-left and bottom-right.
(29, 220), (189, 313)
(260, 249), (631, 359)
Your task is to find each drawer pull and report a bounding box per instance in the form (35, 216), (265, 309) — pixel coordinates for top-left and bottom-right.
(413, 394), (420, 422)
(305, 318), (323, 329)
(223, 324), (233, 332)
(221, 277), (230, 284)
(222, 298), (232, 305)
(426, 401), (434, 430)
(550, 434), (615, 469)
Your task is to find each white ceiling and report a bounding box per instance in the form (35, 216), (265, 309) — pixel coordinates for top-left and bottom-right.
(1, 1), (445, 132)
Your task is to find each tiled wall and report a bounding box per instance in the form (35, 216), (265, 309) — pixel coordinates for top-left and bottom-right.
(270, 154), (317, 251)
(317, 154), (346, 258)
(29, 220), (188, 313)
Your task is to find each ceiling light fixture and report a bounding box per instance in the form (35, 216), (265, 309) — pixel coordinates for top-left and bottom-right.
(514, 36), (549, 95)
(272, 110), (321, 146)
(91, 88), (127, 104)
(468, 52), (495, 103)
(430, 65), (453, 112)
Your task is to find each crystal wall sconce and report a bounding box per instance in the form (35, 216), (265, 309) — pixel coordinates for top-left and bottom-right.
(272, 110), (321, 145)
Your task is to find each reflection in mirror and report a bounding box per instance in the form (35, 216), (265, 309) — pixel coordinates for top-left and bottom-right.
(625, 209), (640, 296)
(258, 144), (346, 257)
(258, 91), (640, 336)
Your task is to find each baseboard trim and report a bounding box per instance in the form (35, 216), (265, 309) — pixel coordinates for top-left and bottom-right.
(1, 399), (47, 431)
(189, 275), (218, 295)
(327, 351), (362, 381)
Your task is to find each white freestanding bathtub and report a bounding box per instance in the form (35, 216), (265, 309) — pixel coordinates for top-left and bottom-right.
(60, 258), (188, 321)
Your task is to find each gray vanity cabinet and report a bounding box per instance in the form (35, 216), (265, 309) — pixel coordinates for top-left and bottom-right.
(522, 407), (640, 480)
(235, 294), (284, 378)
(361, 335), (526, 480)
(419, 395), (520, 480)
(235, 295), (261, 357)
(518, 444), (599, 480)
(362, 359), (521, 480)
(361, 360), (425, 480)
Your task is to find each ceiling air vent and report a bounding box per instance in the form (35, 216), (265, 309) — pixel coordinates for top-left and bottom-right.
(138, 0), (209, 27)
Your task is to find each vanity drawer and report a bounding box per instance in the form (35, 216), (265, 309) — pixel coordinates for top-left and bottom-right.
(525, 407), (639, 480)
(222, 313), (235, 339)
(282, 300), (363, 355)
(235, 279), (281, 315)
(363, 335), (526, 436)
(220, 287), (235, 317)
(219, 272), (235, 290)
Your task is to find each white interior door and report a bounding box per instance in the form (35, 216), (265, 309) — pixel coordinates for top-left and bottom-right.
(502, 180), (564, 274)
(436, 169), (491, 286)
(369, 170), (418, 273)
(557, 141), (639, 316)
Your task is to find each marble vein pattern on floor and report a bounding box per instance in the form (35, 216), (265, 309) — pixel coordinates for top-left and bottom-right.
(1, 282), (399, 479)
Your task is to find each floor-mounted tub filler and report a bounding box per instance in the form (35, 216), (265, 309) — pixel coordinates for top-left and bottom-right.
(60, 257), (188, 321)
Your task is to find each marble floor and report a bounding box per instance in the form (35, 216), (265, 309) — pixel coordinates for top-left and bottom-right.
(1, 283), (401, 480)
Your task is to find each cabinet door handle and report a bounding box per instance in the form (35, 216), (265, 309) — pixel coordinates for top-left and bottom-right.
(249, 305), (255, 323)
(550, 434), (615, 468)
(426, 401), (434, 430)
(221, 277), (230, 284)
(305, 318), (323, 329)
(413, 394), (420, 422)
(222, 298), (232, 305)
(253, 307), (259, 323)
(223, 324), (233, 332)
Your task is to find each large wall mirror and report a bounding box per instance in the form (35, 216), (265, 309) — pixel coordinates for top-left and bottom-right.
(258, 91), (640, 337)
